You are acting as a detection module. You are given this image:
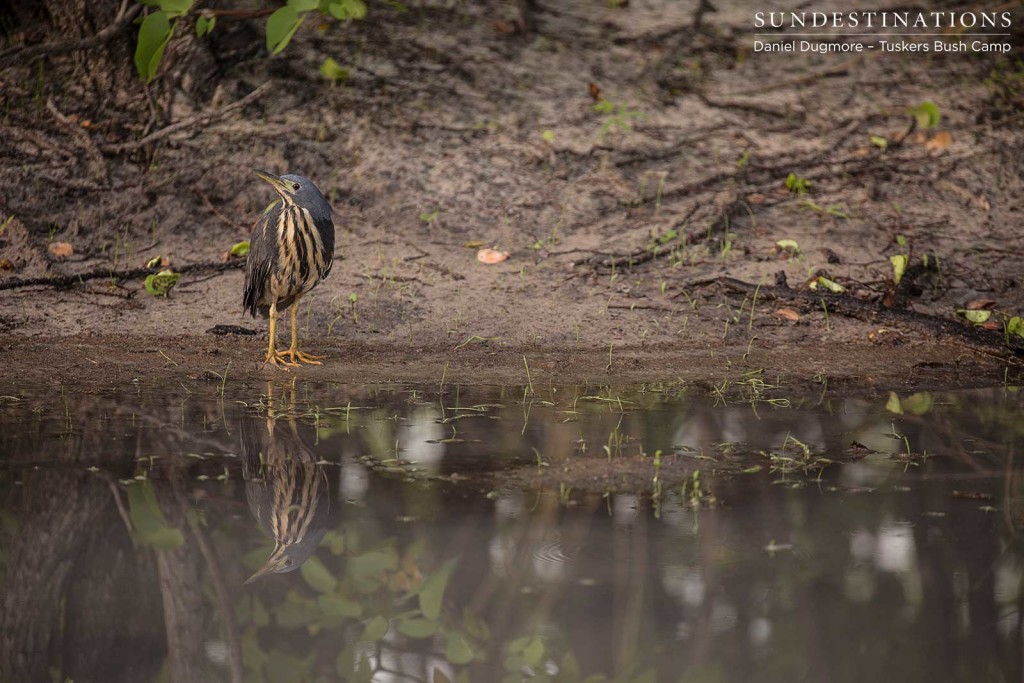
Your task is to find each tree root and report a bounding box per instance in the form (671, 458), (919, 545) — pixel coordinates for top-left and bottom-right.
(0, 260), (244, 292)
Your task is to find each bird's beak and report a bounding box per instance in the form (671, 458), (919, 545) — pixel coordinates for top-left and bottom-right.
(254, 169), (291, 195)
(243, 559), (278, 586)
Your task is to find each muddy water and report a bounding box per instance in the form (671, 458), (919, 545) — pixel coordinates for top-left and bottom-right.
(1, 382), (1023, 683)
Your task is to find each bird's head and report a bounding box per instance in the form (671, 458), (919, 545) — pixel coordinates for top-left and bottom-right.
(254, 170), (331, 218)
(243, 526), (327, 585)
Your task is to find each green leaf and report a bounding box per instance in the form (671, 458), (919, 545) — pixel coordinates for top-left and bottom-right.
(362, 615), (389, 642)
(775, 238), (800, 254)
(134, 11), (173, 83)
(266, 5), (304, 55)
(317, 594), (362, 618)
(813, 275), (845, 294)
(1008, 316), (1024, 338)
(159, 0), (193, 17)
(890, 254), (908, 285)
(397, 617), (439, 639)
(959, 309), (991, 325)
(230, 240), (250, 257)
(319, 57), (350, 83)
(144, 269), (180, 296)
(195, 15), (215, 37)
(328, 0), (367, 19)
(419, 559), (456, 620)
(542, 129), (555, 143)
(300, 556), (337, 593)
(909, 100), (941, 129)
(869, 135), (888, 149)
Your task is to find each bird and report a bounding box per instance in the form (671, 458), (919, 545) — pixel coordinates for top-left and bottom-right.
(243, 170), (335, 368)
(241, 386), (330, 584)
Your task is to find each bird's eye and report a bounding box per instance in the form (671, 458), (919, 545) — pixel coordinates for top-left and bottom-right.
(284, 558), (293, 567)
(292, 182), (301, 192)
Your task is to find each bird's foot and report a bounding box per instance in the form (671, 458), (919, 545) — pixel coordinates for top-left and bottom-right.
(264, 351), (300, 370)
(281, 348), (324, 365)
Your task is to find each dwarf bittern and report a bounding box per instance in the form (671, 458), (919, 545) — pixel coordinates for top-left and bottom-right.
(243, 170), (335, 368)
(241, 390), (330, 584)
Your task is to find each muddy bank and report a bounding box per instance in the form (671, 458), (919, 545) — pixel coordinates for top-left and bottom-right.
(1, 1), (1023, 391)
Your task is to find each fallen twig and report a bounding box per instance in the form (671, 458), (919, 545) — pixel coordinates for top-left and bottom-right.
(0, 260), (244, 292)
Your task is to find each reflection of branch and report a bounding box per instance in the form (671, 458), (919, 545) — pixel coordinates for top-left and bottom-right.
(180, 488), (245, 683)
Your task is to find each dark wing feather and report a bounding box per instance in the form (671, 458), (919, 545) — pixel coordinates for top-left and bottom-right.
(242, 206), (280, 317)
(240, 415), (272, 532)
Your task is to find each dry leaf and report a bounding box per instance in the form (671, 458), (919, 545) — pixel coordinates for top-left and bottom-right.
(80, 119), (92, 128)
(773, 308), (801, 321)
(981, 319), (1001, 330)
(492, 20), (518, 34)
(925, 131), (952, 151)
(588, 82), (603, 102)
(463, 240), (485, 248)
(965, 298), (996, 310)
(747, 192), (767, 205)
(477, 248), (509, 264)
(0, 258), (13, 270)
(47, 242), (73, 260)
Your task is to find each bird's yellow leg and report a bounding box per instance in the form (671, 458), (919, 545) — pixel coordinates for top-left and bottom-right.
(264, 302), (299, 369)
(281, 300), (324, 365)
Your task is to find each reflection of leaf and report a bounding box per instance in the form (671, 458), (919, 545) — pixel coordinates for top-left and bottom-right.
(349, 547), (398, 582)
(419, 558), (457, 620)
(885, 392), (903, 415)
(398, 617), (439, 639)
(301, 556), (337, 593)
(276, 592), (321, 629)
(902, 392), (933, 416)
(445, 632), (474, 665)
(523, 636), (545, 667)
(318, 594), (362, 618)
(363, 615), (389, 642)
(433, 668), (452, 683)
(126, 482), (184, 549)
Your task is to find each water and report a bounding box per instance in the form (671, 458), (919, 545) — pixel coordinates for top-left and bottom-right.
(1, 381), (1023, 683)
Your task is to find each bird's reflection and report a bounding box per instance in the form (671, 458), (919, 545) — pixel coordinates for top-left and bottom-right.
(241, 383), (329, 584)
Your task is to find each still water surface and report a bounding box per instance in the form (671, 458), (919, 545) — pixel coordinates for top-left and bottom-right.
(1, 381), (1022, 682)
